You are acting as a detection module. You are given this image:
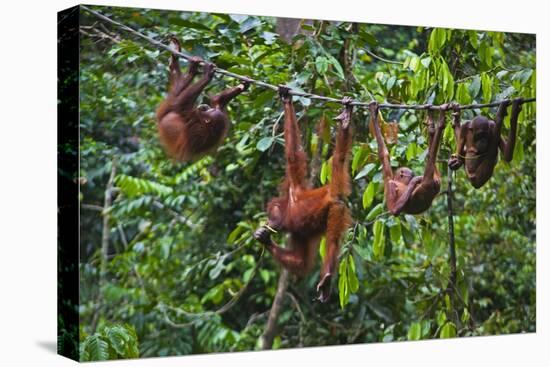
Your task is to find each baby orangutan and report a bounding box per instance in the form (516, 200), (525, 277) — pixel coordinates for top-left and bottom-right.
(156, 36), (249, 161)
(370, 101), (449, 215)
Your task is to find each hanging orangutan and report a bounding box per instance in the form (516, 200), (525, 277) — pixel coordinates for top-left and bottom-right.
(253, 86), (354, 302)
(448, 99), (522, 188)
(156, 36), (249, 161)
(369, 101), (449, 215)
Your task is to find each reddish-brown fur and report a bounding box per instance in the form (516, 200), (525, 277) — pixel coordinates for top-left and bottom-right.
(370, 102), (448, 216)
(156, 37), (248, 161)
(448, 100), (522, 188)
(254, 88), (353, 302)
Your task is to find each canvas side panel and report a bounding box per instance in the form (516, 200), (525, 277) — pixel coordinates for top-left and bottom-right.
(57, 5), (80, 362)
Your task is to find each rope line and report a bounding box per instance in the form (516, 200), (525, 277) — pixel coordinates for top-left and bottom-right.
(81, 5), (536, 111)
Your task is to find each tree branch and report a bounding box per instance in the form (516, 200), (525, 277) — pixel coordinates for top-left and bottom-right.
(260, 269), (289, 350)
(365, 48), (403, 65)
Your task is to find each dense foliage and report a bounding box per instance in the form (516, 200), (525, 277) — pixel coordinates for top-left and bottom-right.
(75, 6), (536, 360)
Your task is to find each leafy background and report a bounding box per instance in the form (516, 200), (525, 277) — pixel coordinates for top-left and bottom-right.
(71, 5), (535, 361)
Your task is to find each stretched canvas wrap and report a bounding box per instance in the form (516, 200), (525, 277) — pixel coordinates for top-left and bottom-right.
(58, 4), (536, 362)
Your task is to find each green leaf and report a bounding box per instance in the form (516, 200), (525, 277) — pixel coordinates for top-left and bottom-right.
(243, 268), (254, 283)
(225, 163), (239, 172)
(406, 142), (418, 161)
(315, 56), (329, 75)
(440, 322), (457, 338)
(272, 336), (282, 349)
(239, 17), (263, 33)
(366, 203), (384, 221)
(409, 72), (419, 98)
(468, 75), (481, 98)
(401, 220), (415, 245)
(209, 255), (226, 279)
(338, 257), (349, 309)
(481, 73), (492, 103)
(468, 31), (479, 49)
(81, 335), (109, 361)
(115, 175), (173, 198)
(515, 69), (533, 85)
(496, 70), (509, 80)
(145, 49), (160, 59)
(338, 254), (359, 309)
(320, 160), (329, 184)
(408, 322), (422, 341)
(319, 236), (327, 261)
(389, 220), (402, 243)
(386, 76), (397, 90)
(439, 59), (455, 98)
(355, 163), (376, 180)
(352, 145), (369, 174)
(348, 255), (359, 292)
(359, 30), (378, 47)
(422, 320), (432, 337)
(254, 90), (276, 108)
(436, 311), (447, 326)
(260, 269), (270, 284)
(326, 54), (345, 79)
(373, 219), (385, 259)
(420, 56), (432, 68)
(227, 225), (245, 244)
(512, 140), (524, 164)
(429, 28), (447, 54)
(353, 243), (370, 260)
(445, 294), (452, 312)
(256, 136), (274, 152)
(403, 56), (411, 69)
(362, 181), (376, 209)
(261, 31), (278, 44)
(456, 83), (471, 104)
(408, 56), (419, 72)
(495, 86), (515, 101)
(478, 42), (488, 65)
(458, 279), (469, 305)
(423, 227), (439, 259)
(444, 119), (454, 144)
(173, 18), (212, 31)
(105, 326), (128, 356)
(175, 157), (214, 184)
(461, 308), (471, 323)
(201, 284), (224, 304)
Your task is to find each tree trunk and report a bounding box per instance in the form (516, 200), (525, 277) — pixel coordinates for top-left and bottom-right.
(91, 160), (116, 333)
(100, 161), (116, 281)
(276, 18), (302, 43)
(276, 18), (313, 44)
